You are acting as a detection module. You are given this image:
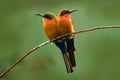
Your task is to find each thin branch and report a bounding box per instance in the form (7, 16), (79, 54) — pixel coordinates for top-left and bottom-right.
(0, 25), (120, 78)
(74, 26), (120, 34)
(0, 40), (51, 78)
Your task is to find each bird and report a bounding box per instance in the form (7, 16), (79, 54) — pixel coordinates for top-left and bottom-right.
(57, 9), (77, 67)
(36, 12), (73, 73)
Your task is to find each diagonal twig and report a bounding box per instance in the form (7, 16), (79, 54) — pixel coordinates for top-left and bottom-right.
(0, 40), (51, 78)
(0, 25), (120, 78)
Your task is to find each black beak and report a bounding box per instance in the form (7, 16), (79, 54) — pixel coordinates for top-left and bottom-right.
(69, 9), (77, 13)
(36, 13), (44, 17)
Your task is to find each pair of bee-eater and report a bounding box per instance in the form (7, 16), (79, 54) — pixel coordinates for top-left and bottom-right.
(36, 9), (77, 73)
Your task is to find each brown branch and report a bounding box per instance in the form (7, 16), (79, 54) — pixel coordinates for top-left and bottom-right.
(0, 25), (120, 78)
(0, 40), (51, 78)
(74, 26), (120, 34)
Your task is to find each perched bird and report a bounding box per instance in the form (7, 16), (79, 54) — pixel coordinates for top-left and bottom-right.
(36, 12), (73, 73)
(57, 9), (77, 67)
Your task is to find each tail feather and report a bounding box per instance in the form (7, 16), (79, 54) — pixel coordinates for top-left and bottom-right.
(55, 41), (66, 54)
(67, 49), (76, 67)
(71, 38), (75, 51)
(62, 54), (73, 73)
(66, 38), (75, 51)
(66, 38), (76, 67)
(55, 41), (73, 73)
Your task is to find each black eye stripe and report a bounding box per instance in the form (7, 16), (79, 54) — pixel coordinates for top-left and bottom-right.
(44, 14), (52, 20)
(60, 11), (70, 16)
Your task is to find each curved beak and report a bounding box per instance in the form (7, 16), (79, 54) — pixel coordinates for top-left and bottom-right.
(36, 13), (44, 17)
(69, 9), (77, 13)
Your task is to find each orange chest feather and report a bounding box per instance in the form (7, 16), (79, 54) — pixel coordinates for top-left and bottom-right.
(43, 22), (59, 40)
(57, 19), (74, 35)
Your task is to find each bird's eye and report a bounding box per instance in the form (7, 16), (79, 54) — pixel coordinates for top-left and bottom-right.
(60, 11), (70, 16)
(44, 15), (52, 20)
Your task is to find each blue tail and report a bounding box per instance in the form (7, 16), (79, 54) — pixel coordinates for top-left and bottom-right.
(66, 38), (75, 51)
(55, 41), (66, 54)
(55, 41), (73, 73)
(66, 38), (76, 67)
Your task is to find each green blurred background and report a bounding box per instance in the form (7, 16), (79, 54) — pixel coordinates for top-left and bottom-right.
(0, 0), (120, 80)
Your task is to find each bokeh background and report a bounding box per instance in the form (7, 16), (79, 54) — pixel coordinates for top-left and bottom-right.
(0, 0), (120, 80)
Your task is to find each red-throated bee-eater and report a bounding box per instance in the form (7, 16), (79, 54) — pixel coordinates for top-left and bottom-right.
(36, 12), (73, 73)
(57, 9), (77, 67)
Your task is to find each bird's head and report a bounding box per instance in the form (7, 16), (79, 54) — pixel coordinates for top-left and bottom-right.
(58, 9), (77, 19)
(36, 13), (57, 23)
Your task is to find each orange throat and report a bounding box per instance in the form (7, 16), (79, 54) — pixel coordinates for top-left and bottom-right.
(43, 18), (50, 22)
